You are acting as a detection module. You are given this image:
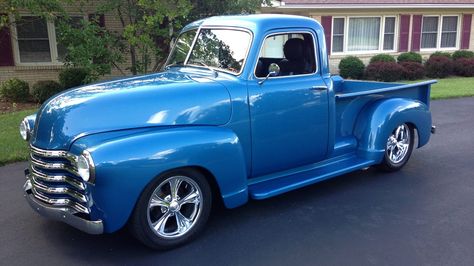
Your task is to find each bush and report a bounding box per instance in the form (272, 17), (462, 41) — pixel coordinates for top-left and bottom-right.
(453, 58), (474, 77)
(32, 80), (64, 103)
(397, 52), (422, 64)
(0, 78), (30, 102)
(425, 56), (453, 78)
(59, 68), (88, 89)
(365, 62), (404, 82)
(400, 62), (425, 80)
(338, 56), (365, 79)
(430, 51), (452, 59)
(369, 54), (396, 64)
(452, 50), (474, 60)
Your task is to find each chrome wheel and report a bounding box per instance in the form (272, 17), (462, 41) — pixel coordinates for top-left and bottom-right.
(386, 124), (411, 164)
(147, 176), (202, 239)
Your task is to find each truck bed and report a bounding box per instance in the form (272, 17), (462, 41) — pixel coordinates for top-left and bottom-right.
(330, 77), (436, 157)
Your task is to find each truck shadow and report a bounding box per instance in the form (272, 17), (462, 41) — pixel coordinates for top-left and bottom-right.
(35, 164), (420, 264)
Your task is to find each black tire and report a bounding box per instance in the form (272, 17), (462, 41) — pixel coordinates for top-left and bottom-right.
(130, 168), (212, 250)
(377, 123), (415, 172)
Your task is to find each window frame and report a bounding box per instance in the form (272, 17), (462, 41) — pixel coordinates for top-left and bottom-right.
(10, 14), (86, 66)
(184, 26), (254, 76)
(331, 15), (398, 55)
(253, 30), (319, 80)
(421, 14), (460, 51)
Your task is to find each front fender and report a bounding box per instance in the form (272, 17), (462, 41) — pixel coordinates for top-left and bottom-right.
(71, 126), (248, 233)
(353, 98), (432, 162)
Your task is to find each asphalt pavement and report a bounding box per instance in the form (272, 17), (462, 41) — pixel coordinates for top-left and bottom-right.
(1, 97), (474, 266)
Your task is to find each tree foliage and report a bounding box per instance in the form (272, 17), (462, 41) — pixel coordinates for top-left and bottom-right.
(3, 0), (270, 81)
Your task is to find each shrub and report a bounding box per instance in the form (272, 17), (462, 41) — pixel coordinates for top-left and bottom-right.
(0, 78), (30, 102)
(32, 80), (64, 103)
(425, 56), (453, 78)
(452, 50), (474, 60)
(397, 52), (422, 64)
(338, 56), (365, 79)
(429, 51), (452, 59)
(365, 62), (404, 82)
(59, 68), (88, 89)
(453, 58), (474, 77)
(400, 62), (425, 80)
(369, 54), (396, 64)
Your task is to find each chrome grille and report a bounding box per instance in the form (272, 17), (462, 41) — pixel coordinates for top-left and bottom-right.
(27, 145), (90, 214)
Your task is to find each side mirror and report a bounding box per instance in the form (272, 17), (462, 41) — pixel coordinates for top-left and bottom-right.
(268, 63), (280, 77)
(258, 63), (280, 85)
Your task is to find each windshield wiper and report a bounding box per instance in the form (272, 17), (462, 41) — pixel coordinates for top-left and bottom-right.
(188, 61), (218, 78)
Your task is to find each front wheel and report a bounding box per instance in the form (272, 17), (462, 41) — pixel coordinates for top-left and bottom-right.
(377, 123), (414, 172)
(130, 168), (212, 250)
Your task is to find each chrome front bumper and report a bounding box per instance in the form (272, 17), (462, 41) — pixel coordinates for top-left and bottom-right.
(24, 178), (103, 234)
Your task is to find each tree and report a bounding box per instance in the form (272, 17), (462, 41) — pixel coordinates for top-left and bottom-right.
(5, 0), (271, 80)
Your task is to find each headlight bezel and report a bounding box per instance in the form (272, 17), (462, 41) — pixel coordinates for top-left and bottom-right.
(19, 118), (31, 141)
(75, 150), (96, 183)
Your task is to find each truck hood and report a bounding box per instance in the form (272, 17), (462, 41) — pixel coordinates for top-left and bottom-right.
(31, 71), (231, 150)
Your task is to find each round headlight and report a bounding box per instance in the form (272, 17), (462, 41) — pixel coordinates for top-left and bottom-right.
(76, 155), (90, 182)
(76, 151), (95, 182)
(19, 118), (30, 141)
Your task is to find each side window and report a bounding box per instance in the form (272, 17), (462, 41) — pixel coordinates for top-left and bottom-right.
(255, 32), (317, 78)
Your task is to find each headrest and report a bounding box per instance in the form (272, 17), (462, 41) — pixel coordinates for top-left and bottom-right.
(283, 38), (305, 61)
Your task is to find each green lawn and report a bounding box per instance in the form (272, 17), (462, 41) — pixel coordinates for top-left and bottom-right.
(406, 76), (474, 100)
(0, 109), (36, 166)
(1, 77), (474, 166)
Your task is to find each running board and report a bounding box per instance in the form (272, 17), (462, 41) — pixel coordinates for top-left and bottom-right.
(248, 156), (375, 200)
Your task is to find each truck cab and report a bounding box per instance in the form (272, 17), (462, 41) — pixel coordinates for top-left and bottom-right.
(21, 14), (435, 249)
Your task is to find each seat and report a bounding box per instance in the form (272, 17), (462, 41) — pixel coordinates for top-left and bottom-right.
(279, 38), (308, 76)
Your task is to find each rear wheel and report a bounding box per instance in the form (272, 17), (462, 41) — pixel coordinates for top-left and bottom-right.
(130, 168), (212, 250)
(377, 123), (414, 172)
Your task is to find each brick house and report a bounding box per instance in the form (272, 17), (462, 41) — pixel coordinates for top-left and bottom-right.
(1, 1), (474, 84)
(262, 0), (474, 71)
(0, 6), (124, 85)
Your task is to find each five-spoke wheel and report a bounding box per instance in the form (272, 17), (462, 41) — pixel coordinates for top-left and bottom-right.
(130, 169), (212, 249)
(378, 123), (414, 171)
(147, 176), (202, 239)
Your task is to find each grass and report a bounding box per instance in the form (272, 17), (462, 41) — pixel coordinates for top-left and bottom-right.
(0, 109), (36, 166)
(0, 77), (473, 166)
(406, 76), (474, 100)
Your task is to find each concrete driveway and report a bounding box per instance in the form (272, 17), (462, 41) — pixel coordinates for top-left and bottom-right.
(1, 97), (474, 266)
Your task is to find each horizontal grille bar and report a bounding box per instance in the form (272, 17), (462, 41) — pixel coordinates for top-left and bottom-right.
(30, 145), (77, 162)
(31, 176), (88, 203)
(30, 165), (85, 191)
(30, 154), (78, 174)
(30, 185), (90, 214)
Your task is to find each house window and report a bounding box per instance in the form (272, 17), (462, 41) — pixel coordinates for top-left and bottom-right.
(332, 16), (396, 54)
(16, 16), (52, 63)
(348, 17), (381, 51)
(421, 15), (459, 49)
(14, 15), (85, 64)
(383, 17), (396, 50)
(441, 16), (458, 48)
(332, 18), (344, 53)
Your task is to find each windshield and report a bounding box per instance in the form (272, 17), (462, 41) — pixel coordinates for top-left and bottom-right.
(165, 28), (252, 74)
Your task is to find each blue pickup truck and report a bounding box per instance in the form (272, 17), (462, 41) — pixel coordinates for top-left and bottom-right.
(20, 14), (435, 249)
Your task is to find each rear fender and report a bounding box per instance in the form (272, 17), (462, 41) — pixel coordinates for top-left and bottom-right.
(353, 98), (432, 162)
(72, 126), (248, 233)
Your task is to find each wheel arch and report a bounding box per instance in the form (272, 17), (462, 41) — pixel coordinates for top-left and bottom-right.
(73, 126), (249, 233)
(353, 97), (432, 163)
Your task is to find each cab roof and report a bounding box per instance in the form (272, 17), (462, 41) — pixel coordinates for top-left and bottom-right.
(181, 14), (322, 34)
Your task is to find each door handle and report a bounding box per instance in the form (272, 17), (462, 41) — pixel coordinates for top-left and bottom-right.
(310, 86), (327, 91)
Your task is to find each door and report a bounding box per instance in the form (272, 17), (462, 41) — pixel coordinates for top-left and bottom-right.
(249, 31), (329, 177)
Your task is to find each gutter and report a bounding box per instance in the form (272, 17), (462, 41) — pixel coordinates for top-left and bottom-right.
(274, 3), (474, 9)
